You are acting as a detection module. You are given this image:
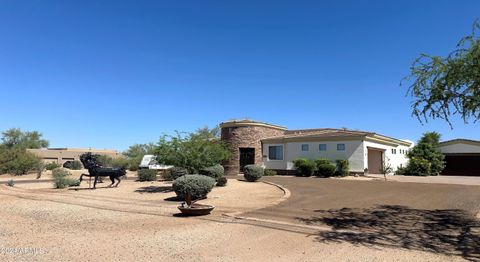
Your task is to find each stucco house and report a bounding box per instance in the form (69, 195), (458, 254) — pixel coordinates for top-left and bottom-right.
(220, 120), (413, 176)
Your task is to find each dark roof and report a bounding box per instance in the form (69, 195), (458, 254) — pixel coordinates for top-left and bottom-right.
(439, 139), (480, 145)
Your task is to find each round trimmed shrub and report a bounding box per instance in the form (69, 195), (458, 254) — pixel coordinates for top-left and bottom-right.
(316, 163), (336, 177)
(216, 176), (228, 187)
(172, 175), (216, 199)
(137, 169), (158, 181)
(243, 165), (264, 182)
(199, 164), (224, 180)
(293, 158), (316, 177)
(171, 167), (188, 180)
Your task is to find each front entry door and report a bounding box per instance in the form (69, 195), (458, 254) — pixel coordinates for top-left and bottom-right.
(239, 148), (255, 172)
(368, 149), (383, 174)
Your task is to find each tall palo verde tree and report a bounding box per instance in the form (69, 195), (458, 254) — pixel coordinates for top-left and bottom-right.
(403, 20), (480, 127)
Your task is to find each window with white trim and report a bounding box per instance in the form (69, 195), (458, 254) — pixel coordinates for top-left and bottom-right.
(301, 144), (309, 151)
(268, 146), (283, 160)
(319, 144), (327, 151)
(337, 144), (345, 151)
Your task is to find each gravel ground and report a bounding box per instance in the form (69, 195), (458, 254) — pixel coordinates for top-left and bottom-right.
(0, 178), (473, 261)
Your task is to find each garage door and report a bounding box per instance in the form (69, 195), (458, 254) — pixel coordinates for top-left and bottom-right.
(441, 154), (480, 176)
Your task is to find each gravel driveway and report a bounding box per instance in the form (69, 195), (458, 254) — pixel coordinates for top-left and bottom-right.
(243, 176), (480, 260)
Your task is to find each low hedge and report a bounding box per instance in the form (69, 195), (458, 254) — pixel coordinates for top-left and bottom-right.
(137, 169), (158, 181)
(264, 169), (277, 176)
(244, 165), (264, 182)
(316, 163), (336, 177)
(293, 158), (316, 177)
(172, 175), (216, 199)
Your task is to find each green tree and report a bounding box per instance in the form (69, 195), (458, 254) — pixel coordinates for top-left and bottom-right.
(0, 128), (47, 175)
(122, 143), (156, 171)
(154, 127), (231, 173)
(403, 20), (480, 127)
(404, 132), (445, 176)
(1, 128), (49, 149)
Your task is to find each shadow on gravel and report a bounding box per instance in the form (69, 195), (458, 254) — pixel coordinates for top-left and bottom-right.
(297, 205), (480, 261)
(134, 186), (173, 194)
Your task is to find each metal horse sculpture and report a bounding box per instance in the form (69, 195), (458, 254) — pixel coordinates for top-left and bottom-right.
(79, 153), (126, 189)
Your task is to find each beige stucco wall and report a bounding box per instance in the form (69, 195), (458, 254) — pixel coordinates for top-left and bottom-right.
(263, 139), (413, 173)
(263, 140), (365, 172)
(363, 141), (412, 173)
(27, 148), (120, 165)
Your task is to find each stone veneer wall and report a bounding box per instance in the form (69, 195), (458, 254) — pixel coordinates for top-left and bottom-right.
(221, 125), (285, 176)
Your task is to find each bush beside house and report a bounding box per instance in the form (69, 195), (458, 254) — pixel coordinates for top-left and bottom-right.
(292, 158), (317, 177)
(399, 132), (445, 176)
(243, 165), (264, 182)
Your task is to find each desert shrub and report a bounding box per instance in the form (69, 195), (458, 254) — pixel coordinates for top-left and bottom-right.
(171, 167), (189, 180)
(45, 162), (61, 170)
(334, 160), (349, 177)
(1, 150), (42, 176)
(316, 163), (336, 177)
(137, 169), (158, 181)
(6, 179), (14, 187)
(199, 164), (224, 180)
(243, 165), (264, 182)
(216, 176), (228, 187)
(395, 166), (407, 176)
(293, 158), (316, 177)
(161, 170), (173, 181)
(63, 160), (83, 170)
(403, 157), (431, 176)
(96, 155), (129, 169)
(52, 168), (79, 189)
(314, 158), (331, 167)
(172, 175), (216, 199)
(264, 169), (277, 176)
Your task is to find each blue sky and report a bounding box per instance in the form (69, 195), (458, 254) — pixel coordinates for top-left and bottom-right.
(0, 1), (479, 151)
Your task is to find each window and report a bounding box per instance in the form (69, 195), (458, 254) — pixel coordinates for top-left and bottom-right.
(319, 144), (327, 151)
(268, 146), (283, 160)
(391, 149), (396, 154)
(337, 144), (345, 151)
(301, 144), (309, 151)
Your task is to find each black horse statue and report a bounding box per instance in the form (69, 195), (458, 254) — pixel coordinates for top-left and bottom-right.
(79, 153), (126, 189)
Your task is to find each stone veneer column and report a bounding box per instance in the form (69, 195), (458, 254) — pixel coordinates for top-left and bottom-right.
(220, 120), (286, 176)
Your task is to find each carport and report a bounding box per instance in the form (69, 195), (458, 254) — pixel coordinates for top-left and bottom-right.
(438, 139), (480, 176)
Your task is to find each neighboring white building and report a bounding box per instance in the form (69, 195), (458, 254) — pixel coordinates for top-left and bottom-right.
(438, 139), (480, 176)
(261, 128), (413, 174)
